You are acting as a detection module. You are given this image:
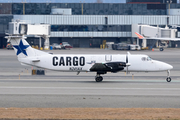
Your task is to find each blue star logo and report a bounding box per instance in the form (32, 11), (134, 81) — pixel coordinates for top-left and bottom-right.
(13, 40), (30, 56)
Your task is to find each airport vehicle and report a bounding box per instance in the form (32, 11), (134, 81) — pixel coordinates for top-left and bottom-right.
(51, 43), (61, 50)
(117, 43), (130, 50)
(7, 36), (173, 82)
(135, 32), (180, 51)
(6, 42), (13, 50)
(112, 43), (141, 51)
(129, 44), (141, 50)
(112, 43), (130, 50)
(61, 42), (73, 49)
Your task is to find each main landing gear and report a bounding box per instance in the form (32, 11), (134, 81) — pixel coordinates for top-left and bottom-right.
(95, 74), (103, 82)
(166, 70), (171, 82)
(95, 72), (106, 82)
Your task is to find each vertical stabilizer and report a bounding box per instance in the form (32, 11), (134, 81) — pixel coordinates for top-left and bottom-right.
(7, 36), (36, 58)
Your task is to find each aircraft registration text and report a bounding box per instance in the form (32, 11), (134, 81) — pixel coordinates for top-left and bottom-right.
(69, 67), (83, 71)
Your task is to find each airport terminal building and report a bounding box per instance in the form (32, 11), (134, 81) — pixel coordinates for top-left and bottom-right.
(1, 0), (180, 48)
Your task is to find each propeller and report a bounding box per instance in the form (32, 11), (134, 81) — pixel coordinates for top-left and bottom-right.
(126, 55), (128, 74)
(126, 52), (131, 74)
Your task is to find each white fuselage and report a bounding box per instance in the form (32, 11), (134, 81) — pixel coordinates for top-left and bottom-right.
(18, 54), (173, 72)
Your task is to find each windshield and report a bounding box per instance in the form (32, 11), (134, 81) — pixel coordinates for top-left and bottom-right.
(141, 56), (152, 61)
(147, 56), (152, 61)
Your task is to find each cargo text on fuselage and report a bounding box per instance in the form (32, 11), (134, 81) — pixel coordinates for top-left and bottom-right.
(52, 56), (85, 66)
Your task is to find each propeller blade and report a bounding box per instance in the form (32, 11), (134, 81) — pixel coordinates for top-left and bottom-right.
(126, 54), (128, 74)
(126, 55), (128, 63)
(126, 52), (131, 75)
(126, 66), (128, 74)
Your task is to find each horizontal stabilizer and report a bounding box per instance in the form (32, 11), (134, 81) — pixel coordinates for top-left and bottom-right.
(32, 59), (40, 62)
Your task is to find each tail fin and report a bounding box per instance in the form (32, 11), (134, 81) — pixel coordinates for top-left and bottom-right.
(135, 32), (144, 39)
(6, 36), (48, 58)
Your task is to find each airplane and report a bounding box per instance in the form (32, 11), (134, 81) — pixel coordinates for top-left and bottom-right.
(135, 32), (180, 51)
(169, 25), (180, 29)
(6, 36), (173, 82)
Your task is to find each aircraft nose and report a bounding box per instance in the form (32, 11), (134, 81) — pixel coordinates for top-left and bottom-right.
(162, 62), (173, 70)
(167, 64), (173, 70)
(154, 60), (173, 71)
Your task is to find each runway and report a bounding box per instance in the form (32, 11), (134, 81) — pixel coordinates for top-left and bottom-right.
(0, 48), (180, 108)
(0, 79), (180, 108)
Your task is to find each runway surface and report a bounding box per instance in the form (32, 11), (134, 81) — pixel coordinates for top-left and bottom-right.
(0, 48), (180, 108)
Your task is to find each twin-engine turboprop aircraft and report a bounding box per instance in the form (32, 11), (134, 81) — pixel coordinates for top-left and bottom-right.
(7, 36), (173, 82)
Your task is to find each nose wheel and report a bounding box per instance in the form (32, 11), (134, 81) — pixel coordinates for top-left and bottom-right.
(166, 77), (171, 82)
(166, 70), (171, 82)
(95, 74), (103, 82)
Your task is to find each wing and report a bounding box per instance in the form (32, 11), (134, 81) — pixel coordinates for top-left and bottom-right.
(135, 32), (180, 41)
(31, 59), (40, 62)
(145, 37), (180, 41)
(28, 58), (40, 62)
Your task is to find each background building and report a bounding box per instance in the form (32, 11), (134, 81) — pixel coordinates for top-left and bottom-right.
(126, 0), (177, 4)
(0, 0), (180, 48)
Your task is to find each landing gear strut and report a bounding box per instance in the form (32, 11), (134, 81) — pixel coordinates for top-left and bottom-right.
(166, 70), (171, 82)
(95, 74), (103, 82)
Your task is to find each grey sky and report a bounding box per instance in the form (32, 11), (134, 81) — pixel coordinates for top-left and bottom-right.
(2, 0), (126, 3)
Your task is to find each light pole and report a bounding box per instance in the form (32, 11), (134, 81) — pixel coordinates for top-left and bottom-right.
(80, 1), (84, 15)
(22, 0), (27, 15)
(167, 0), (172, 15)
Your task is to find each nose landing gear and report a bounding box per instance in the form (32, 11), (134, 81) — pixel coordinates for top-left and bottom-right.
(166, 70), (171, 82)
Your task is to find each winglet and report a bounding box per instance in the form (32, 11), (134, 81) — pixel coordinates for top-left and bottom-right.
(135, 32), (144, 39)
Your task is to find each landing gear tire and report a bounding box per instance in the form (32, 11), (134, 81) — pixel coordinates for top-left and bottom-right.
(95, 76), (103, 82)
(166, 77), (171, 82)
(159, 48), (164, 51)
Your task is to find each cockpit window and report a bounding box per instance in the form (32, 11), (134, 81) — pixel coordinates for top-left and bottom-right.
(141, 56), (152, 61)
(141, 57), (146, 61)
(147, 57), (152, 61)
